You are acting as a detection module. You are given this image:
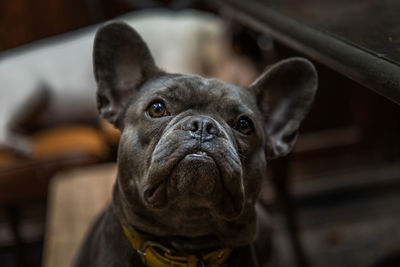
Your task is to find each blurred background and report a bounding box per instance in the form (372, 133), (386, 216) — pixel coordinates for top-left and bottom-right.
(0, 0), (400, 267)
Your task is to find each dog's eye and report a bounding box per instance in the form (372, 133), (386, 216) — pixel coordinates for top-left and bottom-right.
(148, 101), (167, 118)
(236, 117), (253, 135)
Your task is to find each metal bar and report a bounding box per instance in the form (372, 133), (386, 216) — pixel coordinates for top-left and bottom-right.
(213, 0), (400, 105)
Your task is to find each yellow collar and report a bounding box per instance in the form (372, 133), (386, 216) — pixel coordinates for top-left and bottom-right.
(122, 225), (232, 267)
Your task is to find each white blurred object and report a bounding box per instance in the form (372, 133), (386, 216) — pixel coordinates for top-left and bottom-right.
(0, 9), (227, 153)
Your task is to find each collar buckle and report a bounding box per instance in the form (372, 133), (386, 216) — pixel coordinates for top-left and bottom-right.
(138, 240), (174, 264)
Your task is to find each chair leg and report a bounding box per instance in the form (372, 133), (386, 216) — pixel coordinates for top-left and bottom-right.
(270, 157), (309, 267)
(5, 206), (27, 267)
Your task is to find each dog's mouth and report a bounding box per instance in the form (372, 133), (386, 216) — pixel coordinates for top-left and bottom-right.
(144, 151), (215, 206)
(144, 147), (245, 219)
(172, 151), (218, 196)
(189, 151), (209, 157)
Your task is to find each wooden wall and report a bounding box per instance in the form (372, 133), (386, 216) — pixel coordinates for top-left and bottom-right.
(0, 0), (131, 51)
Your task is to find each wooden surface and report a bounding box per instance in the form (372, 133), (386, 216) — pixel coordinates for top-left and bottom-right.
(42, 164), (117, 267)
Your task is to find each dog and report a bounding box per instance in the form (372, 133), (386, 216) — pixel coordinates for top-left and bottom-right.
(73, 21), (318, 267)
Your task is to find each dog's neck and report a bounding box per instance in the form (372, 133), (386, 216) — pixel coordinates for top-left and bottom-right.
(111, 180), (257, 253)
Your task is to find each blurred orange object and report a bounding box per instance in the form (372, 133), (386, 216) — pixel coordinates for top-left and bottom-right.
(32, 125), (109, 159)
(0, 125), (109, 167)
(101, 120), (121, 146)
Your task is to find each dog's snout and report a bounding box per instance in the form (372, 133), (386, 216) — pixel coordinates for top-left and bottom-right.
(186, 116), (219, 140)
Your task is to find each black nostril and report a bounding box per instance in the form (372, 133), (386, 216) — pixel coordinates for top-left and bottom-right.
(189, 120), (200, 133)
(205, 121), (217, 135)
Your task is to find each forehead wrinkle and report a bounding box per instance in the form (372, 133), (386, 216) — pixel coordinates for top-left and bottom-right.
(136, 80), (185, 106)
(203, 81), (256, 116)
(154, 77), (210, 107)
(188, 78), (255, 118)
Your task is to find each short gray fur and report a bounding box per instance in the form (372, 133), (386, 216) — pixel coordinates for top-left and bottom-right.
(73, 21), (318, 267)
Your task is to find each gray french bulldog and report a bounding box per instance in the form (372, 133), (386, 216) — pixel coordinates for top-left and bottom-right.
(73, 21), (317, 267)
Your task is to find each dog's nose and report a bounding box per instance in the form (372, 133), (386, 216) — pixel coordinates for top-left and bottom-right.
(186, 116), (219, 140)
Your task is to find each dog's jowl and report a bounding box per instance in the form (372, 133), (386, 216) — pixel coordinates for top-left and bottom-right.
(74, 21), (318, 267)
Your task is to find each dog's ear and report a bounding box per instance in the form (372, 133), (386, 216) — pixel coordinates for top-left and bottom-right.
(93, 21), (163, 127)
(249, 57), (318, 159)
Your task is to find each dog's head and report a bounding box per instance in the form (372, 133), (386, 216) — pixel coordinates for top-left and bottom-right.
(93, 22), (317, 250)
